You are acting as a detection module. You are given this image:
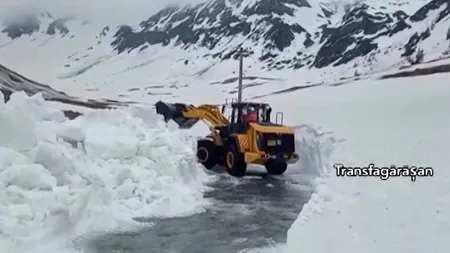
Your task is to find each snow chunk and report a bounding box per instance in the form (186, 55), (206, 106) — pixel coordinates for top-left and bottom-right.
(7, 92), (66, 122)
(0, 102), (37, 151)
(84, 122), (139, 159)
(1, 164), (56, 190)
(0, 147), (30, 172)
(56, 122), (85, 143)
(33, 142), (75, 186)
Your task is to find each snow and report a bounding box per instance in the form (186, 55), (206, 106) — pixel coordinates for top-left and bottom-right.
(0, 91), (214, 253)
(1, 39), (450, 252)
(1, 0), (450, 103)
(0, 1), (450, 252)
(283, 73), (450, 253)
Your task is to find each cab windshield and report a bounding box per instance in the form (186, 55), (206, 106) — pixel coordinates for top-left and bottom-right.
(242, 105), (270, 123)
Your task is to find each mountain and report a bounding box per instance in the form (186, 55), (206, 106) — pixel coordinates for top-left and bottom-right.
(0, 62), (131, 118)
(1, 0), (450, 77)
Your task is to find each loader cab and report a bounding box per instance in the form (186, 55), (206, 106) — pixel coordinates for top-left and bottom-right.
(229, 102), (280, 133)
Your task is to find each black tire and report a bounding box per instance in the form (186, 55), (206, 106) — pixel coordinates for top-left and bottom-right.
(224, 144), (247, 177)
(265, 159), (287, 175)
(197, 139), (218, 170)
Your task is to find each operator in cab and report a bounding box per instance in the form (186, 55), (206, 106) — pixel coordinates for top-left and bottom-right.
(247, 106), (258, 122)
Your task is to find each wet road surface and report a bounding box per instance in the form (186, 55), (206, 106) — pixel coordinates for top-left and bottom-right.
(86, 167), (313, 253)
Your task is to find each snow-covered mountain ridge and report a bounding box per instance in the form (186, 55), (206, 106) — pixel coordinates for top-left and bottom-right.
(1, 0), (449, 76)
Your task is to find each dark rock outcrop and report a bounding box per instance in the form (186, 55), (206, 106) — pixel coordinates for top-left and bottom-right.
(0, 63), (131, 113)
(2, 13), (41, 39)
(313, 3), (410, 68)
(401, 0), (450, 57)
(410, 0), (449, 23)
(47, 18), (70, 35)
(2, 12), (71, 39)
(380, 63), (450, 79)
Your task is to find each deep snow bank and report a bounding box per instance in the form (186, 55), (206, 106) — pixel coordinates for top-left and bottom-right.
(0, 91), (213, 253)
(285, 75), (450, 253)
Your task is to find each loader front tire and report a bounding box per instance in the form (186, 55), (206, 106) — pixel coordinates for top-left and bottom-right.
(265, 159), (287, 175)
(197, 139), (218, 170)
(225, 145), (247, 177)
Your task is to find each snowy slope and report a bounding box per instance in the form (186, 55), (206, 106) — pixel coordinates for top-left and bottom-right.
(282, 74), (450, 253)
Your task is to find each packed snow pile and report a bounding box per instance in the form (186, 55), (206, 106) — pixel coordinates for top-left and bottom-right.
(0, 91), (213, 253)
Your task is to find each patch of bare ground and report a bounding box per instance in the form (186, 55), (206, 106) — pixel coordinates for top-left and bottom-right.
(381, 63), (450, 79)
(0, 63), (133, 119)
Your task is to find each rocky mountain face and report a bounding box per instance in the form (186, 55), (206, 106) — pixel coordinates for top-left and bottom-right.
(1, 0), (450, 72)
(110, 0), (328, 70)
(2, 12), (71, 39)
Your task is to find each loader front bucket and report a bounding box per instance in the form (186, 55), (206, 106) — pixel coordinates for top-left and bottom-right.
(155, 101), (199, 129)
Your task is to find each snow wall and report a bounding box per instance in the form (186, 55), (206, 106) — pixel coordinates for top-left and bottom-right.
(0, 91), (214, 253)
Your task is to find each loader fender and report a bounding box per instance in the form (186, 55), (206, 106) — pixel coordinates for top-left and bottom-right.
(226, 135), (242, 152)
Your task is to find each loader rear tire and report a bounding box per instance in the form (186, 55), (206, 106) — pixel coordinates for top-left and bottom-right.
(197, 139), (218, 170)
(225, 145), (247, 177)
(265, 159), (287, 175)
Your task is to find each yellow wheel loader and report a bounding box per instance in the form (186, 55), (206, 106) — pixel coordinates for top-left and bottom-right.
(155, 101), (299, 177)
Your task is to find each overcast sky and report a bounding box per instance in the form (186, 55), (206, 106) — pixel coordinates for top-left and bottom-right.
(0, 0), (207, 24)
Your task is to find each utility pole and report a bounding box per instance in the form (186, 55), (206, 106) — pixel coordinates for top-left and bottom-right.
(237, 47), (243, 103)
